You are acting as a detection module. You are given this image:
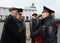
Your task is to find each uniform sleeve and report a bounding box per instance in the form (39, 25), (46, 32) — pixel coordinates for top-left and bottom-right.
(29, 21), (33, 34)
(22, 20), (26, 37)
(31, 24), (47, 38)
(47, 22), (57, 43)
(4, 18), (21, 38)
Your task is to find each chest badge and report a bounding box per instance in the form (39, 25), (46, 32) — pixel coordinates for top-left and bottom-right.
(49, 26), (53, 33)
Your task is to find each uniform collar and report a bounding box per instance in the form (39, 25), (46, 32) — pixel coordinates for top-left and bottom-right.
(43, 16), (52, 22)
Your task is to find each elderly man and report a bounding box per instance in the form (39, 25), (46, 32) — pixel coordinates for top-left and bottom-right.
(1, 8), (23, 43)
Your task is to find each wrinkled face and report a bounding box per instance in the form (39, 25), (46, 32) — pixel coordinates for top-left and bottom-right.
(42, 11), (49, 18)
(10, 10), (18, 17)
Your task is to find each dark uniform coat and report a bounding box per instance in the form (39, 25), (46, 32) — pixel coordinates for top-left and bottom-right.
(35, 19), (44, 43)
(30, 19), (37, 43)
(17, 19), (26, 43)
(1, 15), (22, 43)
(37, 19), (44, 29)
(31, 16), (57, 43)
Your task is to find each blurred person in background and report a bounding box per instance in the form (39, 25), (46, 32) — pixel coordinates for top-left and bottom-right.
(35, 15), (43, 43)
(30, 13), (38, 43)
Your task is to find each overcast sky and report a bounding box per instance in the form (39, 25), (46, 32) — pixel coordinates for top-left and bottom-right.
(0, 0), (60, 18)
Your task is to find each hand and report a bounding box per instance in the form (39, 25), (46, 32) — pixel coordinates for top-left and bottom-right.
(26, 35), (31, 40)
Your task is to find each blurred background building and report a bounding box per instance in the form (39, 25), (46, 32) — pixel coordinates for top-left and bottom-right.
(0, 7), (9, 20)
(22, 3), (37, 20)
(0, 3), (37, 21)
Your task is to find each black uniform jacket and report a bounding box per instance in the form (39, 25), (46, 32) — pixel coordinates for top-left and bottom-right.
(31, 17), (57, 43)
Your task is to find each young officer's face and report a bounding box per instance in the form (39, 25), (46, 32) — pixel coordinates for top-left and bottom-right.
(42, 11), (49, 18)
(11, 10), (18, 17)
(16, 12), (22, 19)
